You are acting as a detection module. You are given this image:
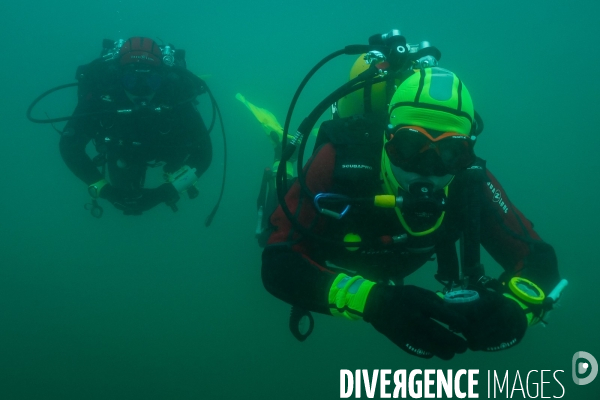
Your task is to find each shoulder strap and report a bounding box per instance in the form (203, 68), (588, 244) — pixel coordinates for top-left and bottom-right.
(313, 114), (384, 153)
(313, 115), (385, 197)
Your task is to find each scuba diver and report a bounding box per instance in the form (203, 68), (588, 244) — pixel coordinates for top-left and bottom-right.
(28, 37), (226, 222)
(260, 30), (566, 360)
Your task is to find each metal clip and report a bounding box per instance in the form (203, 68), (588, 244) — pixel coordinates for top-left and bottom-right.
(314, 193), (351, 220)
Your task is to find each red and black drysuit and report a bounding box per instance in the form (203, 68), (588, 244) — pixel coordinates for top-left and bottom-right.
(261, 121), (560, 318)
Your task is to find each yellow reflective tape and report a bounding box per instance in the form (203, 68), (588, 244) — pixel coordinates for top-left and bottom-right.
(328, 274), (376, 320)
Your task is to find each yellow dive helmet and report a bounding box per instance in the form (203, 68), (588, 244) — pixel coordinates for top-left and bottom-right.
(381, 67), (475, 235)
(388, 67), (474, 134)
(336, 54), (399, 119)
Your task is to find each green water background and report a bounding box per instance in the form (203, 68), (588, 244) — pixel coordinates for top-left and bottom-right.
(1, 0), (599, 398)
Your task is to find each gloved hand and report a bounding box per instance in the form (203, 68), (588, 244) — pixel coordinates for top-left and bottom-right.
(460, 289), (528, 352)
(364, 284), (468, 360)
(100, 184), (179, 215)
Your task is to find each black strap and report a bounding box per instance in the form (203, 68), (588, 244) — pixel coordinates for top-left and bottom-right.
(435, 158), (488, 287)
(461, 158), (488, 282)
(289, 306), (314, 342)
(363, 74), (373, 114)
(435, 239), (460, 286)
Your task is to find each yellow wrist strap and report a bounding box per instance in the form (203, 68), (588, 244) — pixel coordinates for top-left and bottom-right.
(88, 179), (109, 198)
(328, 274), (376, 321)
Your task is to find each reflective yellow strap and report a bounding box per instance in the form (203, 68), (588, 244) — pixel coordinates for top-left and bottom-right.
(88, 179), (109, 198)
(328, 274), (376, 321)
(504, 293), (540, 326)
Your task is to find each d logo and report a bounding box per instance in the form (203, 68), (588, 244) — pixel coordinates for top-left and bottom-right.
(572, 351), (598, 385)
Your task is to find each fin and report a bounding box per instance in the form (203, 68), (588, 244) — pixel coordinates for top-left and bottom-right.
(235, 93), (285, 144)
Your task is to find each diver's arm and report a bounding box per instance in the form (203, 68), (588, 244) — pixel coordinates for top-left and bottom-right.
(59, 105), (103, 186)
(181, 104), (212, 178)
(264, 144), (469, 359)
(480, 169), (560, 294)
(261, 144), (339, 315)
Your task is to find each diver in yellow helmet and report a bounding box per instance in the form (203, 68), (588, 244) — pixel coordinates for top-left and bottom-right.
(382, 67), (476, 236)
(262, 64), (564, 360)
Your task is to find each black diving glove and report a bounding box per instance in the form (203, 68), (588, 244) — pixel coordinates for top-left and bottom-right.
(98, 184), (130, 209)
(459, 289), (528, 352)
(364, 285), (468, 360)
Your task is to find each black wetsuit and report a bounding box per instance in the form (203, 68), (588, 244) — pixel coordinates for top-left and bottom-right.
(59, 61), (212, 190)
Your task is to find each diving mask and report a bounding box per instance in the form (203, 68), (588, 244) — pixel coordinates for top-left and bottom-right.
(121, 66), (163, 97)
(385, 126), (475, 176)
